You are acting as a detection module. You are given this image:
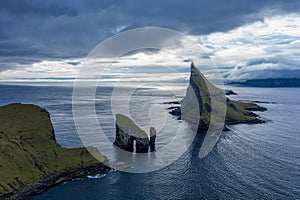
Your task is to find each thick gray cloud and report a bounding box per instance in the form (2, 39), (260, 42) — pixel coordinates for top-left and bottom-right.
(224, 57), (300, 80)
(1, 0), (300, 68)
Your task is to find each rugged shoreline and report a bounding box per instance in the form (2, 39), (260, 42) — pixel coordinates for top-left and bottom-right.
(0, 103), (110, 200)
(3, 164), (110, 200)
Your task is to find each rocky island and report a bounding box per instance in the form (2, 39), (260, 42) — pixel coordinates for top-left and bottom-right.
(169, 63), (266, 131)
(114, 114), (156, 153)
(228, 78), (300, 87)
(0, 103), (110, 200)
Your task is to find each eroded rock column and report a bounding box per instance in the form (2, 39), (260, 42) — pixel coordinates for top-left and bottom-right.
(149, 127), (156, 152)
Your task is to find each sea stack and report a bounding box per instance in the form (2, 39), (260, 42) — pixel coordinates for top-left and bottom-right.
(149, 127), (156, 152)
(169, 62), (266, 132)
(114, 114), (155, 153)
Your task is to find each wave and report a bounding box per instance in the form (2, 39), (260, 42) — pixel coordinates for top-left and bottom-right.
(87, 174), (107, 179)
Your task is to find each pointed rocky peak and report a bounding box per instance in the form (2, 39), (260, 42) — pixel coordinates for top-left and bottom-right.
(178, 62), (266, 131)
(191, 61), (195, 69)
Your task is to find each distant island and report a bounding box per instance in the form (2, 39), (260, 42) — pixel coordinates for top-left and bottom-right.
(228, 78), (300, 87)
(169, 63), (266, 131)
(0, 103), (110, 200)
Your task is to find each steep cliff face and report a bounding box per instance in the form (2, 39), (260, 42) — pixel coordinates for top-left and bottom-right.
(0, 103), (110, 200)
(149, 127), (156, 152)
(114, 114), (156, 153)
(114, 123), (135, 152)
(181, 62), (213, 130)
(174, 63), (266, 131)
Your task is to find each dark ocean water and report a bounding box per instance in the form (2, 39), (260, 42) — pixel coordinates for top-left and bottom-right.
(0, 84), (299, 199)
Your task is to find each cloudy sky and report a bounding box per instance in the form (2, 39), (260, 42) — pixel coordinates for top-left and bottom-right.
(0, 0), (300, 83)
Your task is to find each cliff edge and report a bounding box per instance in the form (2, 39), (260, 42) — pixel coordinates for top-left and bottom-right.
(0, 103), (109, 200)
(170, 63), (266, 131)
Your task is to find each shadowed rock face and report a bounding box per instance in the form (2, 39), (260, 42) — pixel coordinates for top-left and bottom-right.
(135, 137), (150, 153)
(149, 127), (156, 152)
(180, 62), (214, 131)
(114, 124), (135, 152)
(170, 62), (266, 132)
(114, 114), (156, 153)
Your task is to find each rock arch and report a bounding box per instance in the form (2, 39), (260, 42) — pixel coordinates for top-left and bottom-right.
(114, 114), (156, 153)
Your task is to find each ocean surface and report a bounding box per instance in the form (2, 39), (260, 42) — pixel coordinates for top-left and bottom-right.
(0, 84), (299, 199)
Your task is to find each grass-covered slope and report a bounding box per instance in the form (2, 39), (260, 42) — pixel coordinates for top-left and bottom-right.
(225, 100), (265, 124)
(116, 114), (148, 138)
(180, 63), (265, 130)
(0, 103), (108, 198)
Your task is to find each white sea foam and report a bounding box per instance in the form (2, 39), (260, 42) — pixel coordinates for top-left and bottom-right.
(87, 174), (107, 179)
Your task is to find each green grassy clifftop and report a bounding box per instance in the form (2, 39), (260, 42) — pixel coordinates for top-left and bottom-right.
(115, 114), (148, 138)
(176, 63), (266, 131)
(0, 103), (109, 199)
